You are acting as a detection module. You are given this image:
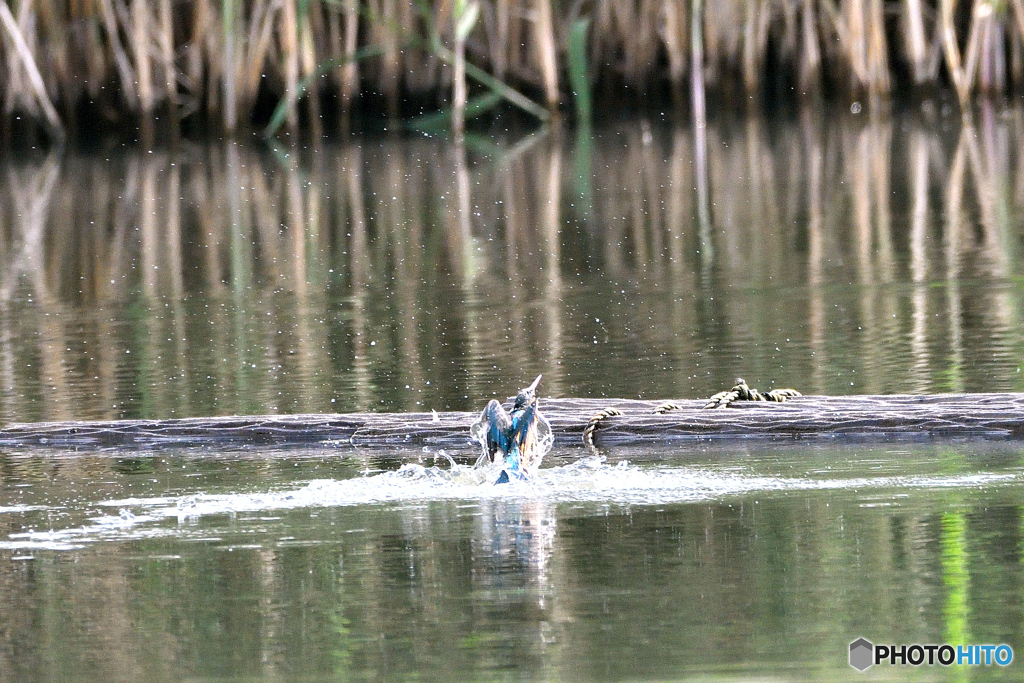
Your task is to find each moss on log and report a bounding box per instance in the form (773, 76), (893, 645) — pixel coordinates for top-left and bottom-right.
(1, 393), (1024, 449)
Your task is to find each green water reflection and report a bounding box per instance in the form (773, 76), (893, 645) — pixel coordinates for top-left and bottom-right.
(0, 442), (1022, 681)
(3, 104), (1024, 680)
(2, 106), (1024, 424)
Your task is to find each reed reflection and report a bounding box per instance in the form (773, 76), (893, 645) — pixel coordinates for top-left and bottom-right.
(0, 444), (1023, 679)
(1, 110), (1024, 422)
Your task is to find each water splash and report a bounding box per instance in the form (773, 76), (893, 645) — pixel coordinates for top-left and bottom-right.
(0, 456), (1017, 549)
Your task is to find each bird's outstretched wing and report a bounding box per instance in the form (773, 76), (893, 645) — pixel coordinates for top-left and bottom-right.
(469, 399), (512, 467)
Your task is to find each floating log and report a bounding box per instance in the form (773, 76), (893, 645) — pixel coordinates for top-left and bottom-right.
(1, 393), (1024, 449)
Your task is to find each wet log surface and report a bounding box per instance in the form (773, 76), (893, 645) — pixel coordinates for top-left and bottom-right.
(2, 393), (1024, 449)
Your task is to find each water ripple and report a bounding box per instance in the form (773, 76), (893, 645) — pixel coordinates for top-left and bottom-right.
(1, 457), (1017, 550)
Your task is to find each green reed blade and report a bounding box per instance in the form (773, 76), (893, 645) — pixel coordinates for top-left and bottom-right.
(407, 91), (503, 133)
(263, 45), (386, 138)
(568, 17), (592, 124)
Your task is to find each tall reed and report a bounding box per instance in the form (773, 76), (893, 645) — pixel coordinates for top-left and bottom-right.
(1, 0), (1021, 138)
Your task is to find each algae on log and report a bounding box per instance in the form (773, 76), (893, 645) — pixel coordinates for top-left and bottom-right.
(1, 394), (1024, 448)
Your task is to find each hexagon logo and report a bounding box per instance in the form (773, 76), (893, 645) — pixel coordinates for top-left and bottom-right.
(849, 637), (874, 671)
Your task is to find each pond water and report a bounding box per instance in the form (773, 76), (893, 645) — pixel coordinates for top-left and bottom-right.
(2, 103), (1024, 680)
(1, 441), (1022, 681)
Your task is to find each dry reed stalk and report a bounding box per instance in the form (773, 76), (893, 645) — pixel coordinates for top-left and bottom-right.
(371, 0), (400, 119)
(799, 0), (822, 94)
(198, 7), (219, 118)
(903, 0), (931, 83)
(508, 0), (528, 84)
(433, 0), (454, 94)
(0, 1), (64, 138)
(131, 0), (153, 112)
(742, 0), (764, 95)
(1011, 0), (1024, 75)
(980, 12), (995, 92)
(977, 8), (1006, 93)
(327, 7), (342, 91)
(591, 0), (614, 86)
(1014, 16), (1024, 89)
(159, 0), (175, 105)
(329, 0), (359, 114)
(611, 0), (658, 86)
(660, 0), (688, 104)
(298, 5), (321, 136)
(400, 3), (435, 94)
(534, 0), (559, 111)
(940, 0), (967, 104)
(962, 3), (986, 93)
(941, 0), (988, 110)
(242, 1), (279, 116)
(866, 0), (890, 96)
(822, 0), (891, 97)
(779, 0), (799, 67)
(4, 2), (33, 114)
(182, 0), (210, 116)
(80, 13), (108, 101)
(691, 0), (706, 128)
(280, 0), (300, 133)
(845, 0), (869, 89)
(7, 0), (1024, 137)
(491, 0), (510, 81)
(38, 2), (72, 109)
(994, 16), (1008, 92)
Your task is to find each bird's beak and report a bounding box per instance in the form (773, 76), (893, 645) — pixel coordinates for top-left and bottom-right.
(527, 374), (542, 392)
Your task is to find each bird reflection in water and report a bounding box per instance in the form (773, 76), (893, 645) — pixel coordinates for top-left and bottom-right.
(469, 374), (554, 484)
(474, 498), (557, 620)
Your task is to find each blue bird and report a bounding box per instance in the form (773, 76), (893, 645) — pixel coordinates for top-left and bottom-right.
(470, 374), (553, 483)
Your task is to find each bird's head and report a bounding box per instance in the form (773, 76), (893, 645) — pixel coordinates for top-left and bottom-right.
(513, 374), (543, 412)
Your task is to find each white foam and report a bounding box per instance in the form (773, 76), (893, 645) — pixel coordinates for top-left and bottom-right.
(0, 457), (1017, 550)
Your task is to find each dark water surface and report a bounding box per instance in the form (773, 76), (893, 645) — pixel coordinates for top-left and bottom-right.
(1, 441), (1022, 681)
(3, 105), (1024, 680)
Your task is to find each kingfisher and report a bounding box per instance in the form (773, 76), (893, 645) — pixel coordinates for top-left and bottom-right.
(469, 374), (553, 483)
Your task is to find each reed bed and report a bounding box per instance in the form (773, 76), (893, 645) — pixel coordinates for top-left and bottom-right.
(0, 0), (1021, 138)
